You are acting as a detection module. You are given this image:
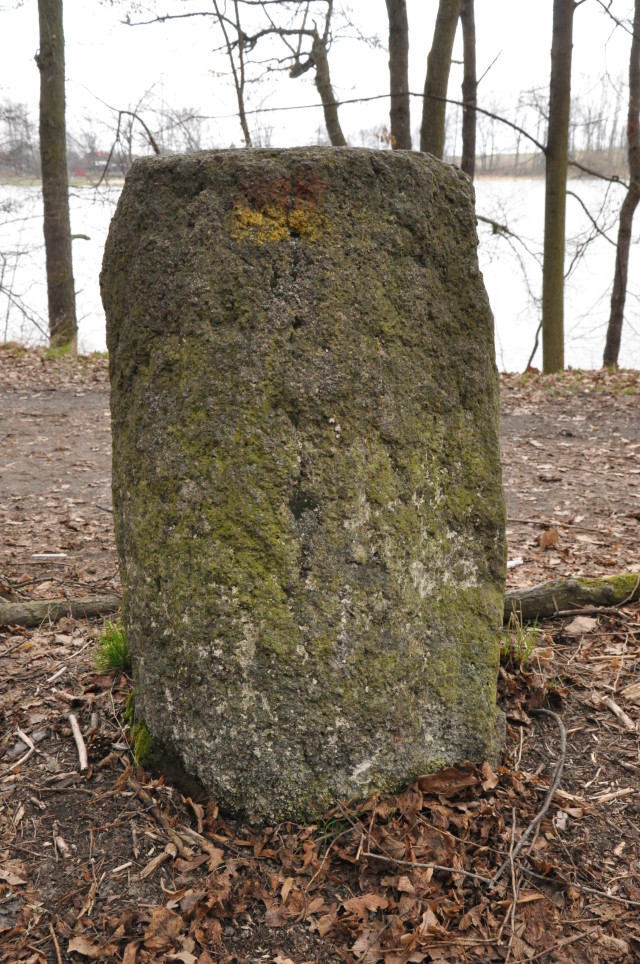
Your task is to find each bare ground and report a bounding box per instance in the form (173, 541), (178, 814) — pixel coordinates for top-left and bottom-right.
(1, 348), (639, 963)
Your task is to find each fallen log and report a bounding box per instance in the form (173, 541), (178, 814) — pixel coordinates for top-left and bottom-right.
(504, 573), (640, 624)
(0, 595), (121, 629)
(1, 577), (637, 633)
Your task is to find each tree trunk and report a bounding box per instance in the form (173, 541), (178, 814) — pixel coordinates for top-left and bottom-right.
(420, 0), (461, 158)
(385, 0), (411, 149)
(459, 0), (476, 178)
(504, 573), (640, 624)
(541, 0), (574, 374)
(36, 0), (77, 350)
(603, 0), (640, 368)
(311, 32), (347, 147)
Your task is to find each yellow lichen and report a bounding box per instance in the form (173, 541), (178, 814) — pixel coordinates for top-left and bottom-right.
(231, 202), (325, 244)
(288, 208), (325, 241)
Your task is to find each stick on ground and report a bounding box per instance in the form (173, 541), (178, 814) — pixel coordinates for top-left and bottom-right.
(68, 714), (89, 771)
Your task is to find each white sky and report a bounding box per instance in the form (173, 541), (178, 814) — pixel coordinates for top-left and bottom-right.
(1, 1), (634, 151)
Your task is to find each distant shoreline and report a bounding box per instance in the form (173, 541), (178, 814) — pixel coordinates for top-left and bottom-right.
(0, 147), (629, 189)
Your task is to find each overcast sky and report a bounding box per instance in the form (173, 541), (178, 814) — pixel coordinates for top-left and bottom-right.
(1, 1), (634, 149)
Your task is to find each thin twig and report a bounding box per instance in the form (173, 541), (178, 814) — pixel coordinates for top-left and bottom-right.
(511, 927), (599, 964)
(504, 808), (520, 964)
(68, 714), (89, 771)
(492, 709), (566, 884)
(361, 850), (493, 885)
(2, 728), (36, 774)
(48, 923), (63, 964)
(521, 866), (640, 909)
(0, 637), (29, 658)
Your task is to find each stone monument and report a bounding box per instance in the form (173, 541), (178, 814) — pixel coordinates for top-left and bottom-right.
(101, 148), (506, 822)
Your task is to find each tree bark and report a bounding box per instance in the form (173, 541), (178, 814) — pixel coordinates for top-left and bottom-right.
(603, 0), (640, 368)
(504, 573), (640, 624)
(36, 0), (77, 350)
(460, 0), (476, 178)
(420, 0), (461, 158)
(0, 595), (121, 629)
(311, 31), (347, 147)
(541, 0), (574, 374)
(385, 0), (411, 149)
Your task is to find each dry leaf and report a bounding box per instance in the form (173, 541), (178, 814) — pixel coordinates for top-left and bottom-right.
(481, 761), (499, 791)
(197, 952), (216, 964)
(143, 906), (184, 952)
(343, 893), (389, 918)
(0, 864), (27, 886)
(396, 875), (415, 894)
(597, 933), (629, 955)
(168, 950), (197, 964)
(565, 615), (598, 635)
(310, 912), (337, 937)
(122, 943), (138, 964)
(351, 924), (385, 963)
(67, 936), (118, 959)
(185, 797), (205, 833)
(305, 895), (325, 916)
(417, 764), (479, 797)
(538, 527), (559, 550)
(621, 680), (640, 704)
(280, 877), (294, 904)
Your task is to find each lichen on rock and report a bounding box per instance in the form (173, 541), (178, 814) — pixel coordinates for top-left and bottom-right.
(101, 147), (506, 823)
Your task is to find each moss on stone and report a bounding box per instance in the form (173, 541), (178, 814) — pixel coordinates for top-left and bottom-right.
(123, 688), (135, 728)
(131, 721), (154, 767)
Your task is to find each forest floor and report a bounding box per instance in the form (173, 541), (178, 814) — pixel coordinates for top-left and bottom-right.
(1, 346), (639, 964)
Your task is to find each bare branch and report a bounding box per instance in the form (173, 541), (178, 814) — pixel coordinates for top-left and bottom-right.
(569, 155), (627, 184)
(566, 188), (617, 245)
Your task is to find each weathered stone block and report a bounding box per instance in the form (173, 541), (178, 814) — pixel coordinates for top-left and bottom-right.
(101, 147), (506, 822)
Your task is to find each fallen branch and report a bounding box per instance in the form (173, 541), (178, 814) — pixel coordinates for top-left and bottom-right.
(0, 595), (121, 629)
(2, 728), (36, 775)
(130, 781), (195, 860)
(68, 714), (89, 772)
(504, 573), (640, 623)
(600, 697), (637, 732)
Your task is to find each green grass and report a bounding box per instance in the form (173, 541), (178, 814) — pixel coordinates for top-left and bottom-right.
(44, 342), (75, 360)
(500, 617), (538, 669)
(95, 620), (131, 674)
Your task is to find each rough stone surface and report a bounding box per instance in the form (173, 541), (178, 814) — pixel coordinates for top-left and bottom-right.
(101, 147), (506, 822)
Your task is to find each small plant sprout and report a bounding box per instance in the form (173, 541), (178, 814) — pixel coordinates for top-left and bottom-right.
(501, 615), (539, 669)
(95, 619), (131, 674)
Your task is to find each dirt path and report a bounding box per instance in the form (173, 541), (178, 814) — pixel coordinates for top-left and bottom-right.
(1, 350), (640, 963)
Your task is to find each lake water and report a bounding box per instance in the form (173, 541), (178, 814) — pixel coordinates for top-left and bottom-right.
(1, 177), (638, 371)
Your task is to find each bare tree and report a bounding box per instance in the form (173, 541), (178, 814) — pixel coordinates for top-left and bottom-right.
(604, 0), (640, 367)
(384, 0), (411, 149)
(459, 0), (476, 177)
(0, 102), (39, 177)
(36, 0), (77, 350)
(124, 1), (347, 148)
(296, 12), (347, 146)
(420, 0), (461, 158)
(541, 0), (575, 374)
(213, 0), (252, 145)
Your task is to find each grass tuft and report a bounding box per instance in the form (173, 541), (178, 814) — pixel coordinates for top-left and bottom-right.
(95, 619), (131, 674)
(44, 342), (76, 360)
(501, 616), (538, 669)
